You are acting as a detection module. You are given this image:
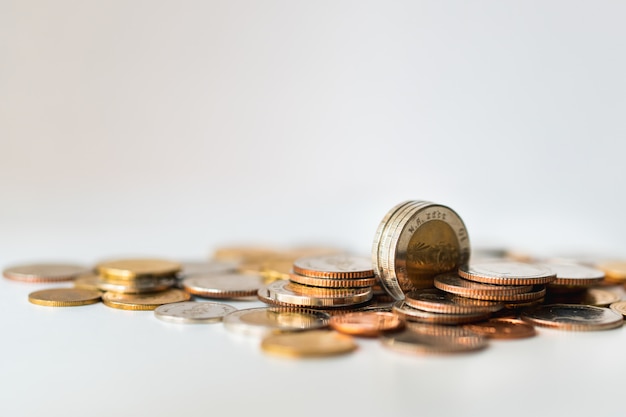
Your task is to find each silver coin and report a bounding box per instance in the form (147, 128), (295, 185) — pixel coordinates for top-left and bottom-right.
(222, 306), (330, 336)
(521, 304), (624, 331)
(540, 261), (606, 286)
(182, 272), (266, 299)
(3, 263), (90, 283)
(154, 301), (237, 324)
(258, 279), (373, 308)
(96, 276), (176, 294)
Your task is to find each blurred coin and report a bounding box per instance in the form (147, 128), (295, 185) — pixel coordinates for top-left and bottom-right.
(521, 304), (623, 331)
(329, 311), (404, 337)
(261, 330), (357, 358)
(259, 259), (294, 282)
(182, 272), (265, 299)
(212, 245), (281, 262)
(96, 276), (176, 294)
(293, 254), (374, 279)
(289, 273), (377, 288)
(102, 288), (191, 311)
(434, 272), (532, 297)
(405, 288), (503, 314)
(178, 260), (238, 278)
(28, 288), (101, 307)
(154, 301), (236, 324)
(3, 263), (89, 283)
(73, 274), (101, 291)
(380, 322), (488, 355)
(596, 261), (626, 283)
(583, 288), (621, 307)
(459, 261), (556, 286)
(258, 279), (372, 308)
(541, 262), (605, 287)
(392, 300), (490, 324)
(222, 306), (330, 336)
(97, 258), (181, 280)
(464, 318), (536, 339)
(609, 301), (626, 317)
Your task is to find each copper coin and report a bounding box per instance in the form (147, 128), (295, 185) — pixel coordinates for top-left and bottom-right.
(292, 254), (374, 279)
(380, 322), (488, 355)
(464, 318), (537, 339)
(329, 311), (404, 337)
(3, 263), (90, 283)
(257, 280), (372, 308)
(392, 300), (490, 325)
(459, 261), (556, 286)
(434, 272), (533, 297)
(405, 288), (503, 314)
(521, 304), (623, 331)
(289, 273), (377, 288)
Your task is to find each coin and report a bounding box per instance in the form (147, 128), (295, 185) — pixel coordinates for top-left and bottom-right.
(178, 260), (239, 278)
(373, 201), (471, 300)
(73, 274), (101, 291)
(329, 311), (404, 337)
(102, 288), (191, 311)
(405, 288), (503, 314)
(463, 318), (537, 339)
(258, 279), (373, 308)
(3, 263), (90, 283)
(458, 261), (556, 286)
(541, 262), (605, 287)
(222, 306), (330, 336)
(182, 273), (266, 299)
(609, 301), (626, 316)
(392, 300), (490, 324)
(433, 272), (533, 297)
(583, 288), (621, 307)
(596, 261), (626, 283)
(292, 254), (374, 279)
(261, 330), (358, 358)
(521, 304), (624, 331)
(380, 322), (488, 355)
(96, 258), (181, 280)
(371, 200), (415, 280)
(28, 288), (102, 307)
(154, 301), (237, 324)
(96, 276), (176, 294)
(289, 273), (377, 288)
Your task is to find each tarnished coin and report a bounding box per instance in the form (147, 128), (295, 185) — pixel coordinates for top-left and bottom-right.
(261, 330), (357, 358)
(392, 300), (490, 325)
(380, 322), (488, 355)
(609, 301), (626, 316)
(595, 261), (626, 283)
(541, 262), (605, 287)
(258, 280), (373, 308)
(289, 273), (377, 288)
(28, 288), (102, 307)
(182, 272), (266, 299)
(154, 301), (237, 324)
(97, 258), (181, 280)
(464, 318), (537, 339)
(405, 288), (503, 314)
(292, 254), (374, 279)
(222, 306), (330, 336)
(521, 304), (623, 331)
(373, 201), (471, 301)
(3, 263), (90, 283)
(102, 288), (191, 311)
(329, 311), (404, 337)
(459, 261), (556, 286)
(433, 272), (533, 297)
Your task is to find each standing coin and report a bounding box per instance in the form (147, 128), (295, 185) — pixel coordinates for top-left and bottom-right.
(154, 301), (237, 324)
(329, 311), (404, 337)
(222, 307), (330, 336)
(464, 318), (537, 339)
(261, 330), (358, 358)
(4, 263), (90, 283)
(521, 304), (623, 331)
(28, 288), (102, 307)
(459, 261), (556, 286)
(102, 288), (191, 311)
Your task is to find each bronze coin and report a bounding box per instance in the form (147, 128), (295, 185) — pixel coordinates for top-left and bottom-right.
(464, 318), (537, 339)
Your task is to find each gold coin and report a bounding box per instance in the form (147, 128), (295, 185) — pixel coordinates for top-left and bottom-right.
(596, 261), (626, 283)
(73, 274), (101, 291)
(261, 330), (358, 358)
(609, 301), (626, 316)
(102, 288), (191, 311)
(392, 300), (490, 325)
(464, 318), (537, 339)
(3, 263), (90, 283)
(459, 261), (556, 286)
(292, 254), (374, 279)
(28, 288), (102, 307)
(329, 311), (404, 337)
(96, 258), (181, 280)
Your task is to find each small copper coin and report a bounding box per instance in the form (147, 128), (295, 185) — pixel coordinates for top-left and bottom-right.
(329, 311), (404, 337)
(459, 261), (556, 286)
(28, 288), (102, 307)
(102, 288), (191, 311)
(464, 318), (537, 339)
(434, 272), (533, 297)
(392, 300), (490, 325)
(182, 273), (266, 299)
(521, 304), (623, 331)
(405, 288), (503, 314)
(541, 262), (605, 287)
(97, 258), (181, 280)
(261, 330), (358, 358)
(380, 322), (488, 355)
(292, 254), (374, 279)
(4, 263), (90, 283)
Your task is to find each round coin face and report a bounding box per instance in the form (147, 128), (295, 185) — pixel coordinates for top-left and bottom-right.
(380, 322), (488, 355)
(97, 258), (181, 280)
(28, 288), (102, 307)
(222, 307), (330, 336)
(459, 261), (556, 286)
(4, 263), (90, 283)
(464, 318), (537, 339)
(102, 288), (191, 310)
(292, 254), (374, 279)
(521, 304), (624, 331)
(261, 330), (357, 358)
(329, 311), (404, 337)
(182, 273), (266, 299)
(154, 301), (237, 324)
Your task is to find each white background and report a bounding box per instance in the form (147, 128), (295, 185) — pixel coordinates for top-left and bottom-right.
(1, 1), (626, 416)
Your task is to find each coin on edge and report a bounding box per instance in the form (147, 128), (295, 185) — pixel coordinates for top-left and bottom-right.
(521, 304), (624, 331)
(463, 318), (537, 339)
(154, 301), (237, 324)
(102, 288), (191, 311)
(329, 311), (404, 337)
(261, 330), (358, 358)
(222, 307), (330, 336)
(4, 263), (90, 283)
(28, 288), (102, 307)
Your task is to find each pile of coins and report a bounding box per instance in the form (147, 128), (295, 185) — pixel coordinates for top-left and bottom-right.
(4, 199), (626, 358)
